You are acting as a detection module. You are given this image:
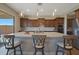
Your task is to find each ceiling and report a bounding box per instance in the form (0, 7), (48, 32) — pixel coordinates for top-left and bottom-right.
(6, 3), (79, 19)
(0, 10), (12, 19)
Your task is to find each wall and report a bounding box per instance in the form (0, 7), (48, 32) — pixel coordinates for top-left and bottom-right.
(0, 4), (20, 32)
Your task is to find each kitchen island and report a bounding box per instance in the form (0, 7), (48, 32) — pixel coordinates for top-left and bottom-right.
(10, 32), (64, 38)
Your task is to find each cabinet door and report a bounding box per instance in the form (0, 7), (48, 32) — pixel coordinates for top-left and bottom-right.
(20, 18), (28, 27)
(75, 10), (79, 19)
(31, 20), (39, 27)
(38, 19), (45, 26)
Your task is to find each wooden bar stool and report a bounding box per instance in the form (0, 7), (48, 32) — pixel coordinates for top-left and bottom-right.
(3, 35), (23, 55)
(32, 35), (46, 55)
(56, 35), (77, 55)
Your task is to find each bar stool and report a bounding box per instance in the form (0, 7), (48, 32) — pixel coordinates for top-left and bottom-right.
(56, 35), (77, 55)
(32, 35), (46, 55)
(3, 35), (23, 55)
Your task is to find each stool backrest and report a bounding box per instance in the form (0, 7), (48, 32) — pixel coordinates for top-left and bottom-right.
(3, 35), (15, 48)
(63, 35), (77, 48)
(32, 35), (46, 47)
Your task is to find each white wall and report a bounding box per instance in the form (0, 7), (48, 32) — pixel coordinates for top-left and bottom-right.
(0, 3), (20, 32)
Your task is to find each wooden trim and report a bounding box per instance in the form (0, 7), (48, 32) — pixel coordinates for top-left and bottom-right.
(74, 9), (79, 12)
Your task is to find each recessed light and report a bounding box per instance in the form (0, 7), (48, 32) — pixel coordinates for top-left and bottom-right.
(26, 9), (30, 12)
(53, 12), (54, 16)
(37, 12), (39, 16)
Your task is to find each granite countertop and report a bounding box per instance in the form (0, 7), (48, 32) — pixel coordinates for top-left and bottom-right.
(10, 32), (64, 38)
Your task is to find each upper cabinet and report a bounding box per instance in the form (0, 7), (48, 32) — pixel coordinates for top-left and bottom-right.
(75, 9), (79, 19)
(75, 9), (79, 27)
(55, 18), (64, 26)
(44, 20), (56, 27)
(20, 18), (28, 27)
(20, 18), (64, 27)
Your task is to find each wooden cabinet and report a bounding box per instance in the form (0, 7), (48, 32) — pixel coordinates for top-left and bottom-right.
(20, 18), (28, 27)
(38, 18), (45, 26)
(44, 19), (56, 27)
(67, 18), (73, 34)
(44, 20), (50, 27)
(67, 18), (73, 28)
(56, 18), (64, 25)
(75, 9), (79, 25)
(20, 18), (39, 27)
(30, 20), (39, 27)
(20, 18), (64, 28)
(55, 18), (64, 33)
(75, 9), (79, 19)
